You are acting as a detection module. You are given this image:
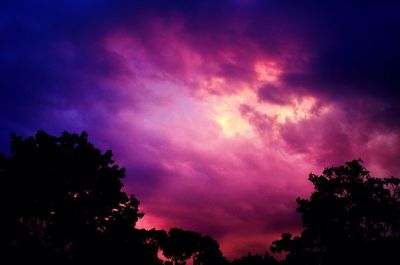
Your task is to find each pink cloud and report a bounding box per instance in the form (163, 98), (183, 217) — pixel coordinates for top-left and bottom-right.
(74, 20), (400, 259)
(7, 4), (398, 260)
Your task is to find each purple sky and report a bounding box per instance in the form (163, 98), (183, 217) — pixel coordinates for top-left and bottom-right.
(1, 0), (400, 259)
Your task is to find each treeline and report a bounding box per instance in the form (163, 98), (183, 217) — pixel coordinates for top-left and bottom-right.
(1, 131), (399, 265)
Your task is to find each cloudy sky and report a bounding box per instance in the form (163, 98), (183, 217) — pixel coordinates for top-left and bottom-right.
(1, 0), (400, 259)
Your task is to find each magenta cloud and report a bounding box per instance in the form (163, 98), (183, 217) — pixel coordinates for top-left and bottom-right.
(1, 0), (400, 260)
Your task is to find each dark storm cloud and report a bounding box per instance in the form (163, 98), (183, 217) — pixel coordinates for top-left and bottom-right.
(279, 1), (400, 103)
(0, 0), (132, 148)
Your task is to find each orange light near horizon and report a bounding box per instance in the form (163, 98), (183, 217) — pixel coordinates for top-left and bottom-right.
(136, 215), (167, 230)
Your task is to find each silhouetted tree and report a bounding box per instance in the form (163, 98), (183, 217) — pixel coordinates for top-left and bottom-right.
(194, 235), (229, 265)
(0, 131), (161, 264)
(271, 159), (400, 265)
(0, 131), (234, 265)
(158, 228), (229, 265)
(231, 252), (279, 265)
(160, 228), (202, 265)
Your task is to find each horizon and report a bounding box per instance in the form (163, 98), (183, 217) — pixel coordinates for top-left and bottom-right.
(1, 0), (400, 259)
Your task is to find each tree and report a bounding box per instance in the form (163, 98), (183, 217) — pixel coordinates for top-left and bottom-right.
(271, 159), (400, 265)
(231, 252), (279, 265)
(0, 131), (161, 264)
(160, 228), (202, 265)
(158, 228), (229, 265)
(0, 130), (233, 265)
(194, 235), (229, 265)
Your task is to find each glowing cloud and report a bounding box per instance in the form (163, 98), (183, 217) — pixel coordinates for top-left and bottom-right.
(255, 61), (282, 83)
(1, 0), (400, 260)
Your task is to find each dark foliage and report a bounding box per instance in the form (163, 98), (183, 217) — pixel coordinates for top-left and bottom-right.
(232, 252), (279, 265)
(155, 228), (229, 265)
(0, 131), (229, 265)
(0, 131), (161, 264)
(194, 235), (229, 265)
(271, 159), (400, 265)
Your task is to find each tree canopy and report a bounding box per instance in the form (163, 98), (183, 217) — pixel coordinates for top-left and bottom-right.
(231, 252), (279, 265)
(271, 159), (400, 265)
(0, 131), (153, 264)
(0, 131), (230, 265)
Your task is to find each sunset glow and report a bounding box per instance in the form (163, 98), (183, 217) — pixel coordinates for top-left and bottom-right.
(255, 62), (281, 83)
(1, 0), (400, 259)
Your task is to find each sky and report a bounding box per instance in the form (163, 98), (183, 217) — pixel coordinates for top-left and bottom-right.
(1, 0), (400, 259)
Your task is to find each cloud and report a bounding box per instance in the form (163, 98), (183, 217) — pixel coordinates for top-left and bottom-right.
(1, 0), (400, 260)
(257, 84), (292, 105)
